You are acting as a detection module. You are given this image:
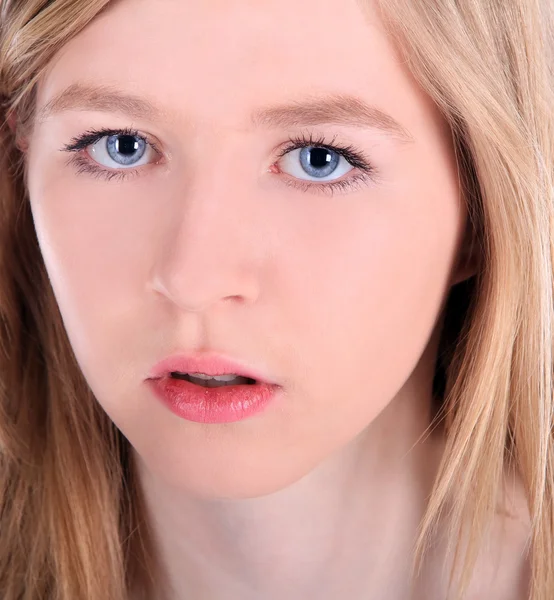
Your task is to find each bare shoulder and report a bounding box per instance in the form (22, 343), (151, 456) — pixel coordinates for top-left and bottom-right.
(464, 466), (532, 600)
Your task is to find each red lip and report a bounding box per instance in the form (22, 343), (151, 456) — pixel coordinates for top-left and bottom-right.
(147, 351), (277, 384)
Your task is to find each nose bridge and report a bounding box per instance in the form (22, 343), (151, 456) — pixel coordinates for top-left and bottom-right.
(150, 152), (262, 313)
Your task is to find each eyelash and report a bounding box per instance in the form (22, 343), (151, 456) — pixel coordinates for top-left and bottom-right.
(61, 127), (379, 195)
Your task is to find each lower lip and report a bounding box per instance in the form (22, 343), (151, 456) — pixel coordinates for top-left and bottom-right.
(147, 377), (280, 424)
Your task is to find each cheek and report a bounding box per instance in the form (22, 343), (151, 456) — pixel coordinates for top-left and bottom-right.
(26, 156), (158, 382)
(280, 173), (463, 435)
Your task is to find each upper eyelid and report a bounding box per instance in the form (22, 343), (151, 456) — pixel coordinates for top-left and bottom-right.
(278, 137), (369, 168)
(61, 127), (163, 155)
(62, 128), (363, 157)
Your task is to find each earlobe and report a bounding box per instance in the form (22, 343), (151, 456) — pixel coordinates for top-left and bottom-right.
(450, 255), (479, 286)
(5, 110), (29, 152)
(450, 224), (481, 286)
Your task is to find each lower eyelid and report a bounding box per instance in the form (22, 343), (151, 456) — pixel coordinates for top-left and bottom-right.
(272, 155), (367, 184)
(66, 153), (142, 181)
(283, 172), (372, 196)
(67, 155), (372, 194)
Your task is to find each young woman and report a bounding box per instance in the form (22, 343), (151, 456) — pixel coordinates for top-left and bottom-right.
(0, 0), (552, 599)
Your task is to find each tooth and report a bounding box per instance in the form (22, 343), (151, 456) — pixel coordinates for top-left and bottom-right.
(186, 372), (212, 380)
(188, 373), (240, 381)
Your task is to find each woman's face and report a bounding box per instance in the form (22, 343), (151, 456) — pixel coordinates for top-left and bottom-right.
(26, 0), (469, 497)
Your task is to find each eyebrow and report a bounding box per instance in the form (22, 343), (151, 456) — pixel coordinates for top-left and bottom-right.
(37, 83), (414, 143)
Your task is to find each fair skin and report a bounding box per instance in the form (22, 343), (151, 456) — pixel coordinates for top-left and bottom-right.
(22, 0), (530, 598)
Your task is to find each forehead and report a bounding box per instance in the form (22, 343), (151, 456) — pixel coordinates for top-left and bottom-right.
(35, 0), (440, 140)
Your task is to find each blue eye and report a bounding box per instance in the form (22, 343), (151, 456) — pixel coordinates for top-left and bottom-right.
(106, 134), (146, 165)
(300, 147), (340, 177)
(273, 131), (379, 194)
(89, 133), (153, 168)
(280, 146), (351, 181)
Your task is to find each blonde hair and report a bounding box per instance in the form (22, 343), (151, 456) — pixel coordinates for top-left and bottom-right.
(1, 1), (553, 599)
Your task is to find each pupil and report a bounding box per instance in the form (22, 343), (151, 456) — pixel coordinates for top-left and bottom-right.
(116, 135), (139, 155)
(310, 148), (331, 168)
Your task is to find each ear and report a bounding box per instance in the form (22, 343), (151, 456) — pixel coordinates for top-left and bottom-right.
(6, 110), (17, 135)
(5, 110), (29, 152)
(449, 219), (480, 286)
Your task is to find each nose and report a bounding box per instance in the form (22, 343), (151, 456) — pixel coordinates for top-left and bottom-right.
(149, 169), (262, 314)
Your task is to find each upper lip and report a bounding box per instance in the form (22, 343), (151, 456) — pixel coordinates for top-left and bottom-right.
(147, 351), (277, 385)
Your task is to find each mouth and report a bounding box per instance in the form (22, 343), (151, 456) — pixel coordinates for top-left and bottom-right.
(148, 352), (277, 386)
(169, 372), (258, 388)
(148, 368), (279, 424)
